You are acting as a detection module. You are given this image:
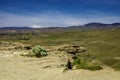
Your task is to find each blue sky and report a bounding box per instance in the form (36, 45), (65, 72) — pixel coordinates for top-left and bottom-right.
(0, 0), (120, 27)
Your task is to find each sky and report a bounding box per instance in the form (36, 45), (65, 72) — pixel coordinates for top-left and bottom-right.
(0, 0), (120, 27)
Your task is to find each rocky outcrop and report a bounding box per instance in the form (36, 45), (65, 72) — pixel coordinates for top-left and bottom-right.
(46, 45), (86, 59)
(0, 41), (31, 50)
(57, 45), (86, 55)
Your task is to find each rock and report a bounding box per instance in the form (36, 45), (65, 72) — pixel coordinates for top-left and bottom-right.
(57, 45), (86, 55)
(14, 46), (22, 50)
(0, 41), (32, 50)
(72, 65), (77, 70)
(23, 46), (32, 50)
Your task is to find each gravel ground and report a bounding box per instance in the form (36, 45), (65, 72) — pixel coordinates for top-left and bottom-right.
(0, 51), (120, 80)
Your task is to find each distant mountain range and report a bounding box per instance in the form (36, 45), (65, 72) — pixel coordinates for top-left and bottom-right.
(69, 23), (120, 29)
(0, 23), (120, 30)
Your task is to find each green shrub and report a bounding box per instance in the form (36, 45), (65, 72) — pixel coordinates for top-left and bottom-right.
(73, 57), (102, 71)
(32, 45), (47, 57)
(112, 61), (120, 71)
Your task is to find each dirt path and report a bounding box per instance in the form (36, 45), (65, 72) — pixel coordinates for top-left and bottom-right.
(0, 51), (120, 80)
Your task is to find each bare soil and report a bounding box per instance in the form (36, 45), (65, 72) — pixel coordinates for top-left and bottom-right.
(0, 51), (120, 80)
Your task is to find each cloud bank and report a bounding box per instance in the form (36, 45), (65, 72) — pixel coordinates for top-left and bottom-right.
(0, 11), (120, 28)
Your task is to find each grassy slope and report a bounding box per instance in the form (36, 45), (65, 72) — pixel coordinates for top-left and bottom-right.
(0, 28), (120, 70)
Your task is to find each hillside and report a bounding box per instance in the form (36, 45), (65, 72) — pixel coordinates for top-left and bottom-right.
(0, 27), (120, 70)
(0, 26), (120, 80)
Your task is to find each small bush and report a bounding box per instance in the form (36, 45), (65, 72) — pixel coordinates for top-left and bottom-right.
(32, 45), (47, 57)
(112, 62), (120, 71)
(73, 57), (102, 71)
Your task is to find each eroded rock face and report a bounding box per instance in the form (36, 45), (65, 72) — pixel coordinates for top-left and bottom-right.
(14, 45), (32, 50)
(23, 46), (32, 50)
(57, 45), (86, 55)
(0, 41), (32, 50)
(45, 45), (86, 60)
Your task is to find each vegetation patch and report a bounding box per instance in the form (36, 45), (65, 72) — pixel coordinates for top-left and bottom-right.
(72, 57), (102, 71)
(32, 45), (47, 57)
(21, 45), (47, 58)
(112, 61), (120, 70)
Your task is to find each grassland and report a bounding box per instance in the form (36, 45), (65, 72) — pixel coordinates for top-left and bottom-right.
(0, 27), (120, 70)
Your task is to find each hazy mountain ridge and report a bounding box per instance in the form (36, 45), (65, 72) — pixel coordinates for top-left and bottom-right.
(0, 22), (120, 30)
(0, 27), (33, 30)
(69, 23), (120, 29)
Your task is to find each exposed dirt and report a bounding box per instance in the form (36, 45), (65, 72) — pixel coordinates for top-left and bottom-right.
(0, 50), (120, 80)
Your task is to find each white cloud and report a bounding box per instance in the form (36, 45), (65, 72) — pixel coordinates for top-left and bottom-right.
(0, 11), (120, 27)
(30, 25), (41, 28)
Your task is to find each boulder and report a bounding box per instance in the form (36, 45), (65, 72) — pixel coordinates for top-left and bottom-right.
(23, 46), (32, 50)
(58, 45), (86, 55)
